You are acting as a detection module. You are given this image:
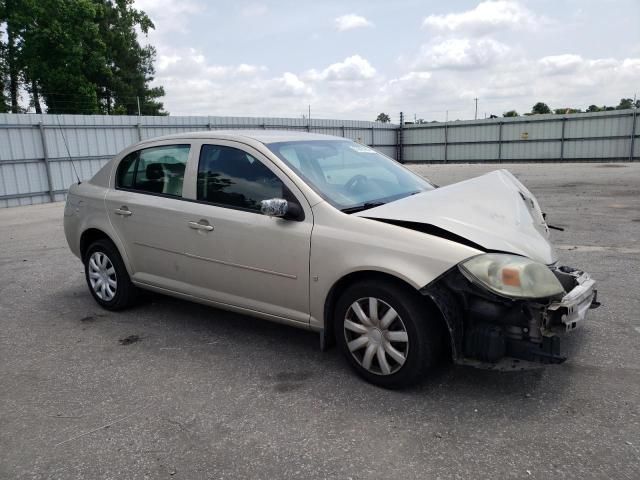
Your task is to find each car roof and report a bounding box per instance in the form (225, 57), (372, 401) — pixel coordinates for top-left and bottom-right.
(136, 130), (348, 147)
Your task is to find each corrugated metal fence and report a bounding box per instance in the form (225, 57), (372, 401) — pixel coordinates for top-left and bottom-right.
(0, 109), (637, 207)
(0, 114), (397, 207)
(401, 109), (638, 163)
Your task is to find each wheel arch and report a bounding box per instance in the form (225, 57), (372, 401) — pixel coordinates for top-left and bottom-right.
(79, 228), (133, 278)
(80, 228), (114, 262)
(321, 270), (452, 359)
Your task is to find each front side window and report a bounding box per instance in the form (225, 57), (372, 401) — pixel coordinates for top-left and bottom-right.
(268, 140), (434, 212)
(115, 144), (190, 197)
(197, 144), (286, 212)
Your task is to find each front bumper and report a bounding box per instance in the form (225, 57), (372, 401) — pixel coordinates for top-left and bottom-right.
(422, 264), (599, 367)
(502, 266), (598, 364)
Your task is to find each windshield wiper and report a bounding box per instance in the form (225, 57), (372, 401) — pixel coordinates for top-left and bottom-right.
(341, 201), (386, 214)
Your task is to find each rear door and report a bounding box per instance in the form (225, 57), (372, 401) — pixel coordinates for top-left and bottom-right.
(105, 143), (194, 292)
(181, 141), (313, 324)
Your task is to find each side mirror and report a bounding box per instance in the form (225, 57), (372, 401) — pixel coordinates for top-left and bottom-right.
(260, 198), (304, 221)
(260, 198), (288, 217)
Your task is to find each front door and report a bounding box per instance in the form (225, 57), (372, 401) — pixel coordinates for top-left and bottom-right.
(181, 142), (313, 324)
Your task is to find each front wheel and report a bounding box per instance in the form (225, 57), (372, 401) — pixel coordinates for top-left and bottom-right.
(334, 280), (443, 388)
(84, 239), (137, 310)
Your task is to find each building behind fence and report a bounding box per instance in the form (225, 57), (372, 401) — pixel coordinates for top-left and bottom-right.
(0, 109), (638, 208)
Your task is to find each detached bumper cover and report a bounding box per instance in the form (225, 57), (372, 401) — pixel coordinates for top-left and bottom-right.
(547, 271), (597, 332)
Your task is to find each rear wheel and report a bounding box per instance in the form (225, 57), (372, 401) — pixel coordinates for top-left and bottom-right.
(84, 239), (137, 310)
(334, 279), (443, 388)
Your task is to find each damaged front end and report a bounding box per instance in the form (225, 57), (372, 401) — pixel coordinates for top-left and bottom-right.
(421, 258), (599, 368)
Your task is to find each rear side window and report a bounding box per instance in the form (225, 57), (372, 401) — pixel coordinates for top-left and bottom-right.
(116, 152), (137, 189)
(197, 144), (286, 212)
(115, 144), (190, 197)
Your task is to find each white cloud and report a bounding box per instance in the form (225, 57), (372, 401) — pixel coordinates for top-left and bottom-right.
(156, 48), (267, 79)
(389, 72), (432, 85)
(423, 1), (542, 34)
(538, 54), (584, 74)
(307, 55), (376, 81)
(150, 42), (640, 120)
(241, 3), (268, 17)
(135, 0), (204, 33)
(412, 38), (511, 70)
(335, 14), (373, 31)
(269, 73), (312, 97)
(127, 1), (640, 120)
(383, 72), (433, 103)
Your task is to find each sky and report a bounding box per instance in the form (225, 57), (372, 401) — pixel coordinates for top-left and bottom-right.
(134, 0), (640, 122)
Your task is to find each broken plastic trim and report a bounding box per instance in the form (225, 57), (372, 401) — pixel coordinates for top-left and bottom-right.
(363, 217), (487, 252)
(420, 266), (570, 365)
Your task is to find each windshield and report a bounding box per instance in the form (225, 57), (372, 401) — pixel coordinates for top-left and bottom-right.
(267, 140), (434, 211)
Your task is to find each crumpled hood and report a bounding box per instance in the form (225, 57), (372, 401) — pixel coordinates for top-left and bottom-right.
(355, 169), (557, 265)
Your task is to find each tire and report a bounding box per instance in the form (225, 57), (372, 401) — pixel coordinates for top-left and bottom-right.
(334, 279), (444, 389)
(84, 238), (137, 310)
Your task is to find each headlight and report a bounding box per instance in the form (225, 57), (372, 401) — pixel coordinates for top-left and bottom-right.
(459, 253), (565, 299)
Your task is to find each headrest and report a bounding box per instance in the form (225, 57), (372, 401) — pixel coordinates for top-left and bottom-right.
(146, 163), (164, 180)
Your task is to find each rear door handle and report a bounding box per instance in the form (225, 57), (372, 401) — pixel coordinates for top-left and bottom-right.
(188, 220), (214, 231)
(114, 206), (132, 216)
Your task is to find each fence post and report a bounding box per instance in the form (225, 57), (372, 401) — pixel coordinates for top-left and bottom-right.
(443, 122), (448, 163)
(341, 125), (346, 138)
(497, 121), (503, 163)
(38, 122), (55, 202)
(560, 117), (566, 160)
(630, 109), (637, 161)
(371, 126), (375, 148)
(398, 112), (404, 163)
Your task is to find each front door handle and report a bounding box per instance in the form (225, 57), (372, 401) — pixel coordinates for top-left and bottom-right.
(114, 206), (132, 216)
(188, 220), (214, 231)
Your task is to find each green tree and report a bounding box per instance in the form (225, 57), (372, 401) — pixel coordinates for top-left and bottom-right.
(2, 0), (23, 113)
(531, 102), (551, 115)
(0, 0), (166, 114)
(95, 0), (166, 115)
(615, 98), (638, 110)
(553, 107), (581, 114)
(0, 9), (7, 113)
(503, 110), (518, 117)
(375, 112), (391, 123)
(586, 104), (602, 113)
(19, 0), (108, 113)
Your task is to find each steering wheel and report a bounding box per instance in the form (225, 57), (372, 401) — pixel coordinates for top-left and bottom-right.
(345, 174), (368, 192)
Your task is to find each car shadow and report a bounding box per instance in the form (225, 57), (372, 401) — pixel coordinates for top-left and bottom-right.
(62, 286), (571, 417)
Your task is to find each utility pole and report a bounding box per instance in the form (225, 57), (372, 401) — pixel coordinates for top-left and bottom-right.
(474, 98), (478, 120)
(137, 96), (141, 116)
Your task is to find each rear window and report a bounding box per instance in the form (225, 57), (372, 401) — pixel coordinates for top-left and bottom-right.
(115, 145), (190, 197)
